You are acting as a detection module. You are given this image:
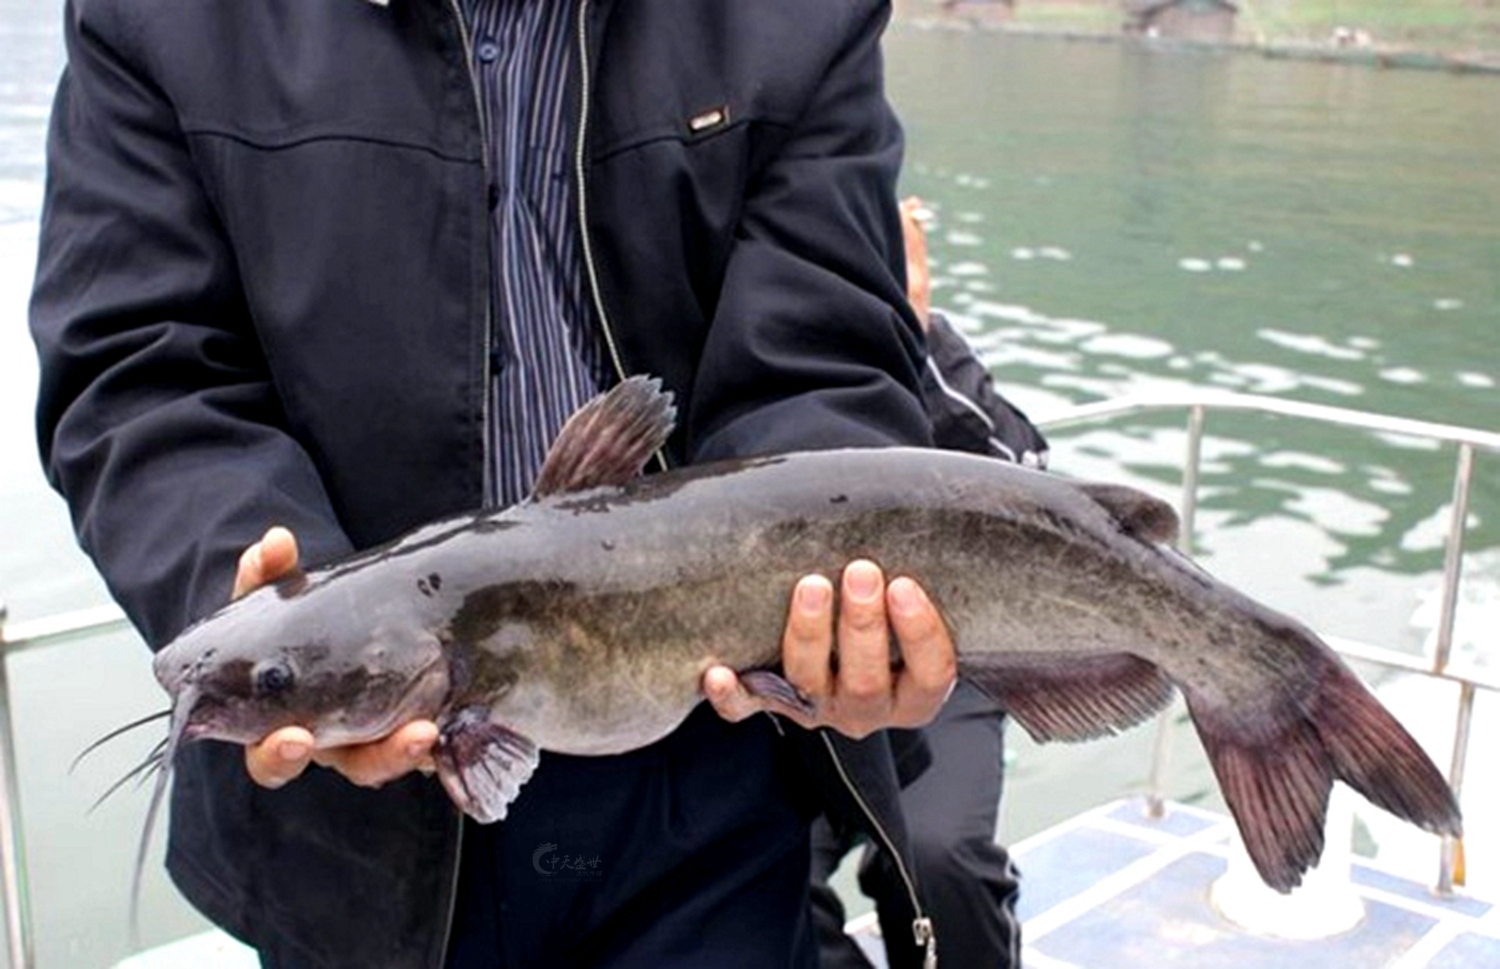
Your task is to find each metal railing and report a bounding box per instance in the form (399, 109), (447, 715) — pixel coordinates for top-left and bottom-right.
(0, 603), (130, 969)
(1037, 389), (1500, 897)
(0, 389), (1495, 967)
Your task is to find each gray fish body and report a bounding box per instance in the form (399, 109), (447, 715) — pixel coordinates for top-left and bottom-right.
(407, 449), (1294, 749)
(203, 451), (1191, 749)
(146, 377), (1460, 897)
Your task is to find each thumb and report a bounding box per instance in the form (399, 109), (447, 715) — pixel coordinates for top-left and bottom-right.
(232, 526), (301, 599)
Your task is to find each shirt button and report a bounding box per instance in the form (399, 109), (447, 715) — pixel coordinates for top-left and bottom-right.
(476, 39), (500, 63)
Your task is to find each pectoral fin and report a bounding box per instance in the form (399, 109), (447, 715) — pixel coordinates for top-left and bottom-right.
(738, 669), (819, 719)
(433, 706), (540, 823)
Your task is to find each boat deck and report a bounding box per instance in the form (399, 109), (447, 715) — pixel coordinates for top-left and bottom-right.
(843, 797), (1498, 969)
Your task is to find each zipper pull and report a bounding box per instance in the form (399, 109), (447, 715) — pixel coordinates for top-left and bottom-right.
(913, 916), (937, 969)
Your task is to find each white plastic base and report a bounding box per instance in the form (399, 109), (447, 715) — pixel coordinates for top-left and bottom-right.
(1210, 786), (1365, 940)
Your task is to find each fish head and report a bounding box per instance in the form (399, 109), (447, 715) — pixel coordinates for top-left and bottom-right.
(153, 583), (451, 749)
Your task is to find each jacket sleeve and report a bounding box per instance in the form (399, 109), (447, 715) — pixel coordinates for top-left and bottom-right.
(922, 312), (1050, 466)
(686, 0), (933, 462)
(30, 2), (354, 648)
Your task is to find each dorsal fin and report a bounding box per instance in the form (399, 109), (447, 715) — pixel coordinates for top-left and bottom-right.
(1076, 482), (1180, 545)
(531, 376), (677, 498)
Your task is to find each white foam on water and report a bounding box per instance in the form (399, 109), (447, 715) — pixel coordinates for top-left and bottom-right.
(1399, 505), (1483, 554)
(1257, 328), (1367, 362)
(947, 259), (989, 277)
(1261, 452), (1348, 476)
(1079, 332), (1175, 360)
(1379, 367), (1427, 385)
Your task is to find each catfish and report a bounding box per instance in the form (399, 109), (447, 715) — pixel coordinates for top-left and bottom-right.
(139, 376), (1460, 903)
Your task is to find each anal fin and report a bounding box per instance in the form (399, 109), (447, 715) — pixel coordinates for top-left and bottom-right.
(434, 706), (540, 824)
(958, 651), (1175, 742)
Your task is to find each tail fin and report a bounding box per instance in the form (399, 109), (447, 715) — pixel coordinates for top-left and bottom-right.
(1186, 655), (1461, 893)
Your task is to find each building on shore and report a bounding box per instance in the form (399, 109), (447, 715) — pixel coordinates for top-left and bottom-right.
(1123, 0), (1238, 42)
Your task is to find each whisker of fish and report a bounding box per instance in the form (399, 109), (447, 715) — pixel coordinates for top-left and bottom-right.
(88, 738), (170, 815)
(70, 708), (173, 774)
(131, 690), (193, 949)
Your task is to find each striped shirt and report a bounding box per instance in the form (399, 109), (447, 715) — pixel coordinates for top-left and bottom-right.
(464, 0), (610, 507)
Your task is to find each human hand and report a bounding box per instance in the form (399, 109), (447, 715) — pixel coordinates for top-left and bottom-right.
(899, 196), (932, 332)
(704, 560), (957, 739)
(236, 526), (439, 789)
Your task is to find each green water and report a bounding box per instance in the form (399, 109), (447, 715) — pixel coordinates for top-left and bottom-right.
(886, 27), (1500, 638)
(0, 9), (1496, 965)
(883, 22), (1499, 907)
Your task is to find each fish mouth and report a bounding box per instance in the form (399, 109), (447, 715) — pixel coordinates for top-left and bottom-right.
(131, 656), (450, 935)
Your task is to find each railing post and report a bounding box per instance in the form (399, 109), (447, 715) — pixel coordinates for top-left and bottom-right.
(1439, 681), (1476, 896)
(1146, 405), (1207, 819)
(1431, 444), (1475, 896)
(1431, 445), (1475, 676)
(0, 603), (36, 969)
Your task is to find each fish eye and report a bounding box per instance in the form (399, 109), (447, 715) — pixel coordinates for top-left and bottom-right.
(253, 660), (296, 696)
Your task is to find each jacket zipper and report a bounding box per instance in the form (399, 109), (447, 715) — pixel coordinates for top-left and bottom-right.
(573, 0), (629, 387)
(574, 0), (669, 473)
(438, 5), (486, 964)
(819, 732), (938, 969)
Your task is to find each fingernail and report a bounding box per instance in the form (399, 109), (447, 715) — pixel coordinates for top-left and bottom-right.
(889, 577), (925, 614)
(797, 578), (831, 612)
(844, 562), (880, 600)
(278, 740), (309, 762)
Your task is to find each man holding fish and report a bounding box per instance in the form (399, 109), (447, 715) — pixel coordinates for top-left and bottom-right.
(31, 0), (964, 966)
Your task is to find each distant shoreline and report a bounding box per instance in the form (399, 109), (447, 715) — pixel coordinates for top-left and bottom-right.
(894, 5), (1500, 76)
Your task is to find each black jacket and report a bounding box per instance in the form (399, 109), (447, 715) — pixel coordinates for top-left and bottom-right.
(32, 0), (935, 966)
